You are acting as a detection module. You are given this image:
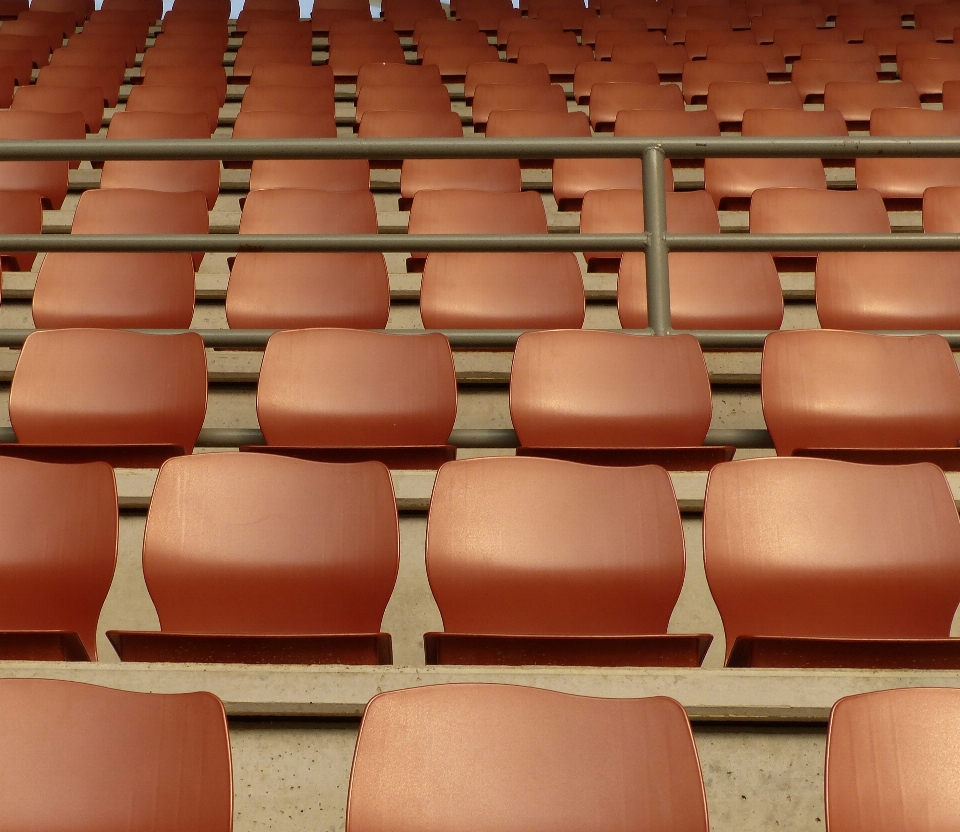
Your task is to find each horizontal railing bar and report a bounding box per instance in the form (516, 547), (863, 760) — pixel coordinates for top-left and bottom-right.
(2, 233), (960, 253)
(0, 426), (774, 449)
(1, 136), (960, 160)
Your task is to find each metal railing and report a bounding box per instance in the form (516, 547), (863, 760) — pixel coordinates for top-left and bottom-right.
(1, 134), (959, 343)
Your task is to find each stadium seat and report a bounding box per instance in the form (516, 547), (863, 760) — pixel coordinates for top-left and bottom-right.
(901, 57), (960, 97)
(227, 188), (388, 330)
(32, 0), (91, 26)
(572, 60), (659, 102)
(823, 80), (921, 123)
(4, 329), (207, 467)
(2, 18), (61, 53)
(0, 33), (51, 67)
(856, 108), (960, 200)
(357, 109), (463, 140)
(399, 159), (522, 205)
(83, 13), (150, 48)
(312, 0), (372, 31)
(326, 44), (408, 79)
(415, 25), (488, 56)
(354, 84), (452, 127)
(791, 58), (877, 100)
(816, 251), (960, 329)
(528, 0), (593, 30)
(704, 457), (960, 667)
(486, 108), (590, 138)
(128, 84), (220, 134)
(581, 15), (648, 46)
(232, 110), (337, 143)
(913, 3), (960, 39)
(249, 63), (334, 87)
(380, 0), (445, 32)
(827, 688), (960, 830)
(455, 0), (518, 30)
(463, 61), (552, 102)
(249, 159), (370, 191)
(666, 14), (732, 45)
(515, 43), (596, 78)
(11, 84), (101, 132)
(611, 0), (671, 28)
(762, 329), (960, 463)
(580, 189), (720, 269)
(594, 30), (668, 59)
(611, 43), (689, 74)
(107, 454), (400, 664)
(250, 329), (457, 468)
(141, 64), (227, 105)
(758, 1), (828, 26)
(233, 44), (314, 76)
(0, 189), (41, 270)
(681, 59), (767, 102)
(0, 457), (115, 661)
(0, 680), (232, 828)
(835, 2), (902, 41)
(412, 17), (480, 42)
(945, 79), (960, 108)
(705, 80), (802, 125)
(153, 29), (229, 53)
(0, 110), (74, 207)
(348, 686), (708, 832)
(750, 187), (890, 257)
(772, 23), (843, 57)
(741, 105), (848, 137)
(589, 81), (684, 130)
(706, 42), (787, 71)
(355, 61), (440, 91)
(923, 185), (960, 233)
(895, 39), (960, 71)
(0, 44), (36, 81)
(799, 41), (882, 69)
(618, 251), (785, 329)
(424, 456), (712, 666)
(101, 110), (220, 209)
(472, 82), (569, 129)
(240, 84), (336, 115)
(407, 189), (547, 269)
(497, 16), (564, 46)
(505, 28), (579, 61)
(50, 43), (127, 74)
(420, 252), (585, 329)
(684, 29), (754, 59)
(328, 18), (401, 44)
(140, 47), (224, 76)
(864, 25), (933, 58)
(62, 31), (135, 66)
(510, 330), (732, 468)
(421, 44), (499, 78)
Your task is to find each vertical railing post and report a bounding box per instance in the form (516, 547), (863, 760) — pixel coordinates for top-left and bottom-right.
(641, 144), (671, 335)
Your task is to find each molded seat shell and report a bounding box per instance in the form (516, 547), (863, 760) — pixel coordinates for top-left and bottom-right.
(0, 190), (42, 271)
(791, 58), (877, 100)
(0, 110), (76, 208)
(864, 25), (933, 58)
(400, 159), (522, 200)
(249, 63), (335, 87)
(680, 59), (767, 102)
(770, 23), (842, 55)
(611, 44), (689, 74)
(572, 60), (660, 102)
(684, 30), (755, 61)
(514, 43), (595, 76)
(249, 159), (370, 191)
(471, 82), (568, 127)
(8, 329), (208, 462)
(593, 31), (668, 60)
(108, 453), (399, 664)
(141, 64), (227, 105)
(233, 44), (313, 76)
(36, 63), (123, 106)
(835, 3), (901, 40)
(924, 185), (960, 231)
(900, 57), (960, 96)
(125, 84), (220, 133)
(618, 251), (785, 329)
(232, 110), (338, 138)
(11, 84), (102, 132)
(800, 41), (881, 69)
(750, 187), (891, 247)
(327, 44), (407, 78)
(706, 80), (802, 124)
(357, 109), (463, 138)
(761, 329), (960, 455)
(0, 458), (116, 661)
(704, 457), (960, 666)
(706, 42), (787, 71)
(239, 84), (336, 115)
(823, 80), (921, 122)
(355, 83), (451, 125)
(589, 81), (684, 129)
(355, 61), (441, 91)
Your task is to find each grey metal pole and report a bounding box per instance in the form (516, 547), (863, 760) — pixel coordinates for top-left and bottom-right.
(641, 145), (671, 335)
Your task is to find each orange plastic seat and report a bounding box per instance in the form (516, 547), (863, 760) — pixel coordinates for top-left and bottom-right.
(71, 186), (208, 269)
(611, 43), (689, 73)
(5, 330), (207, 467)
(706, 80), (802, 124)
(581, 14), (648, 46)
(900, 57), (960, 97)
(615, 106), (721, 137)
(232, 109), (337, 139)
(515, 43), (596, 78)
(497, 16), (564, 46)
(945, 78), (960, 108)
(101, 110), (219, 209)
(455, 0), (518, 30)
(407, 189), (547, 269)
(400, 159), (522, 203)
(51, 43), (127, 74)
(0, 190), (41, 270)
(0, 680), (231, 828)
(594, 29), (667, 59)
(2, 18), (61, 52)
(528, 0), (592, 29)
(800, 40), (881, 68)
(816, 251), (960, 329)
(684, 28), (754, 59)
(589, 81), (683, 129)
(328, 18), (401, 44)
(249, 158), (370, 191)
(666, 14), (732, 44)
(864, 24), (933, 57)
(153, 29), (229, 54)
(106, 454), (399, 664)
(505, 28), (579, 60)
(915, 3), (960, 39)
(763, 329), (960, 463)
(412, 16), (479, 41)
(741, 105), (849, 136)
(424, 457), (711, 666)
(681, 58), (767, 102)
(355, 84), (451, 126)
(0, 33), (51, 67)
(421, 44), (501, 78)
(32, 0), (91, 26)
(75, 19), (146, 53)
(125, 83), (219, 133)
(836, 2), (901, 40)
(416, 25), (488, 56)
(11, 84), (101, 132)
(227, 188), (388, 330)
(759, 1), (828, 25)
(235, 6), (301, 33)
(923, 185), (960, 233)
(327, 44), (407, 78)
(791, 58), (877, 100)
(771, 23), (843, 56)
(510, 330), (730, 468)
(706, 41), (786, 70)
(611, 0), (672, 27)
(581, 189), (720, 268)
(251, 329), (456, 469)
(63, 32), (136, 66)
(618, 251), (785, 329)
(355, 61), (440, 91)
(312, 0), (371, 32)
(141, 64), (227, 105)
(249, 63), (334, 87)
(856, 108), (960, 199)
(0, 111), (74, 208)
(0, 457), (115, 661)
(463, 61), (552, 100)
(750, 187), (890, 256)
(472, 82), (568, 128)
(0, 44), (36, 82)
(357, 108), (463, 138)
(348, 686), (708, 832)
(572, 59), (659, 102)
(240, 84), (336, 115)
(379, 0), (445, 31)
(895, 39), (960, 71)
(486, 108), (590, 137)
(704, 457), (960, 667)
(420, 252), (585, 329)
(233, 44), (313, 76)
(823, 80), (921, 123)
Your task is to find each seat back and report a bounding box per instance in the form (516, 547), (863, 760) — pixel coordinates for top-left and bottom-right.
(232, 110), (337, 138)
(408, 189), (547, 234)
(427, 457), (685, 634)
(347, 685), (708, 832)
(143, 453), (399, 635)
(704, 457), (960, 661)
(0, 457), (116, 659)
(10, 330), (208, 452)
(240, 188), (377, 233)
(257, 329), (457, 447)
(510, 331), (714, 448)
(0, 680), (232, 832)
(463, 59), (552, 98)
(761, 329), (960, 454)
(750, 187), (890, 234)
